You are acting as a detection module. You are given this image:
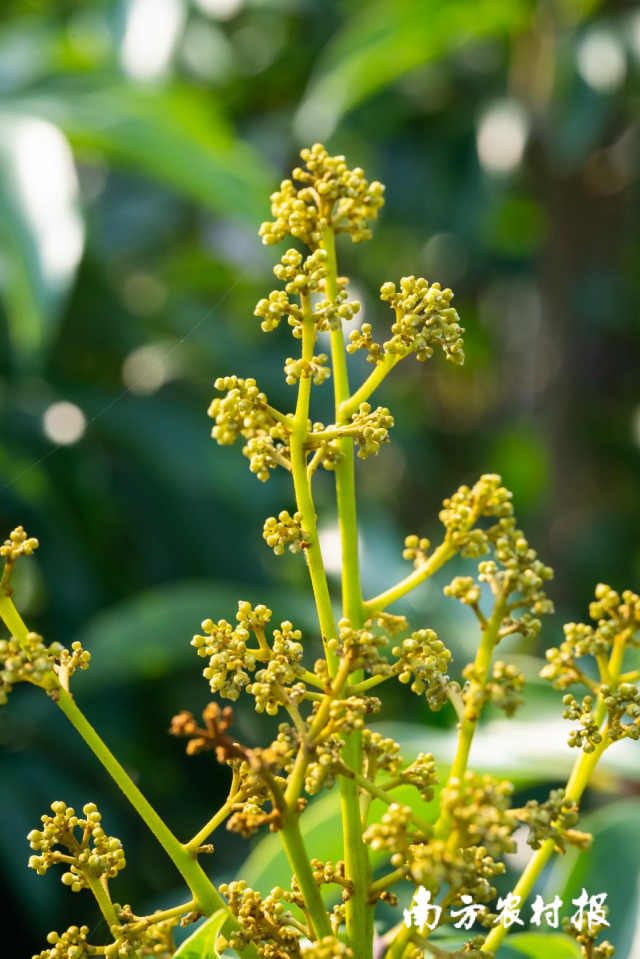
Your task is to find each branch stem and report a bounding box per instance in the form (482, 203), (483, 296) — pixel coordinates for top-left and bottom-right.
(322, 223), (373, 959)
(482, 627), (629, 954)
(364, 541), (456, 616)
(54, 688), (257, 955)
(434, 596), (508, 839)
(340, 354), (401, 420)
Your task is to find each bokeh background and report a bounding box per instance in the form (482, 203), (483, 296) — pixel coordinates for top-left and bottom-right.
(1, 0), (639, 955)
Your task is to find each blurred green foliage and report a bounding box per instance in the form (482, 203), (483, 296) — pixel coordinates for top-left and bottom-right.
(0, 0), (639, 955)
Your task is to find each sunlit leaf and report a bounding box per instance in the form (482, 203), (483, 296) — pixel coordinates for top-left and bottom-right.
(173, 908), (227, 959)
(296, 0), (531, 139)
(0, 113), (84, 366)
(500, 933), (583, 958)
(9, 84), (273, 220)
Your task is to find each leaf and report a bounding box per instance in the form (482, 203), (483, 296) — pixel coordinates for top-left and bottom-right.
(0, 112), (84, 366)
(503, 932), (583, 958)
(173, 908), (227, 959)
(375, 720), (640, 784)
(8, 84), (273, 221)
(295, 0), (531, 139)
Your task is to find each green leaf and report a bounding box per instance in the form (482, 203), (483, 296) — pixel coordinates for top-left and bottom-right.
(9, 84), (273, 221)
(503, 932), (583, 958)
(173, 908), (227, 959)
(295, 0), (532, 139)
(0, 112), (84, 366)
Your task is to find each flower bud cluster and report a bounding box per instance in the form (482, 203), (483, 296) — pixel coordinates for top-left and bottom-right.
(487, 519), (554, 620)
(306, 733), (345, 795)
(118, 917), (177, 959)
(540, 640), (585, 690)
(399, 753), (439, 802)
(543, 584), (640, 692)
(392, 629), (453, 702)
(302, 937), (353, 959)
(589, 583), (640, 630)
(348, 278), (464, 366)
(348, 403), (394, 459)
(284, 353), (330, 386)
(1, 525), (39, 570)
(484, 661), (525, 717)
(255, 249), (335, 336)
(58, 642), (92, 676)
(243, 434), (289, 483)
(0, 632), (64, 704)
(263, 510), (311, 555)
(314, 290), (362, 334)
(402, 535), (430, 568)
(440, 475), (513, 558)
(446, 515), (553, 642)
(259, 144), (384, 248)
(192, 603), (306, 708)
(274, 247), (327, 293)
(28, 802), (125, 890)
(364, 803), (413, 865)
(217, 880), (301, 957)
(515, 788), (582, 852)
(408, 839), (504, 906)
(564, 917), (615, 959)
(451, 936), (494, 959)
(444, 576), (481, 607)
(362, 730), (403, 778)
(440, 773), (516, 861)
(601, 683), (640, 742)
(209, 377), (273, 447)
(328, 618), (392, 676)
(563, 695), (603, 752)
(564, 682), (639, 750)
(247, 622), (306, 716)
(310, 858), (349, 896)
(34, 926), (96, 959)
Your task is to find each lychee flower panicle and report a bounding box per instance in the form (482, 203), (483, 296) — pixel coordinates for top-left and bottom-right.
(28, 801), (125, 891)
(259, 144), (385, 248)
(348, 277), (465, 367)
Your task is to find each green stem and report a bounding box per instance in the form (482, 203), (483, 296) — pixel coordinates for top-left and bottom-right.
(434, 597), (508, 839)
(265, 771), (332, 940)
(306, 425), (360, 445)
(55, 688), (256, 954)
(186, 798), (236, 853)
(339, 354), (401, 420)
(87, 874), (120, 930)
(289, 309), (339, 669)
(482, 627), (629, 954)
(280, 812), (333, 940)
(369, 867), (408, 895)
(364, 540), (456, 616)
(0, 591), (30, 646)
(385, 599), (508, 959)
(482, 730), (609, 954)
(338, 762), (432, 836)
(321, 224), (373, 959)
(127, 899), (196, 933)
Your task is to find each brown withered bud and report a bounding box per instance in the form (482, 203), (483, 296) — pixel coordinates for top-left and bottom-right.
(169, 703), (249, 763)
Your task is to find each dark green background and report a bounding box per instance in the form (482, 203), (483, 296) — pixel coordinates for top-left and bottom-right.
(0, 0), (639, 955)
